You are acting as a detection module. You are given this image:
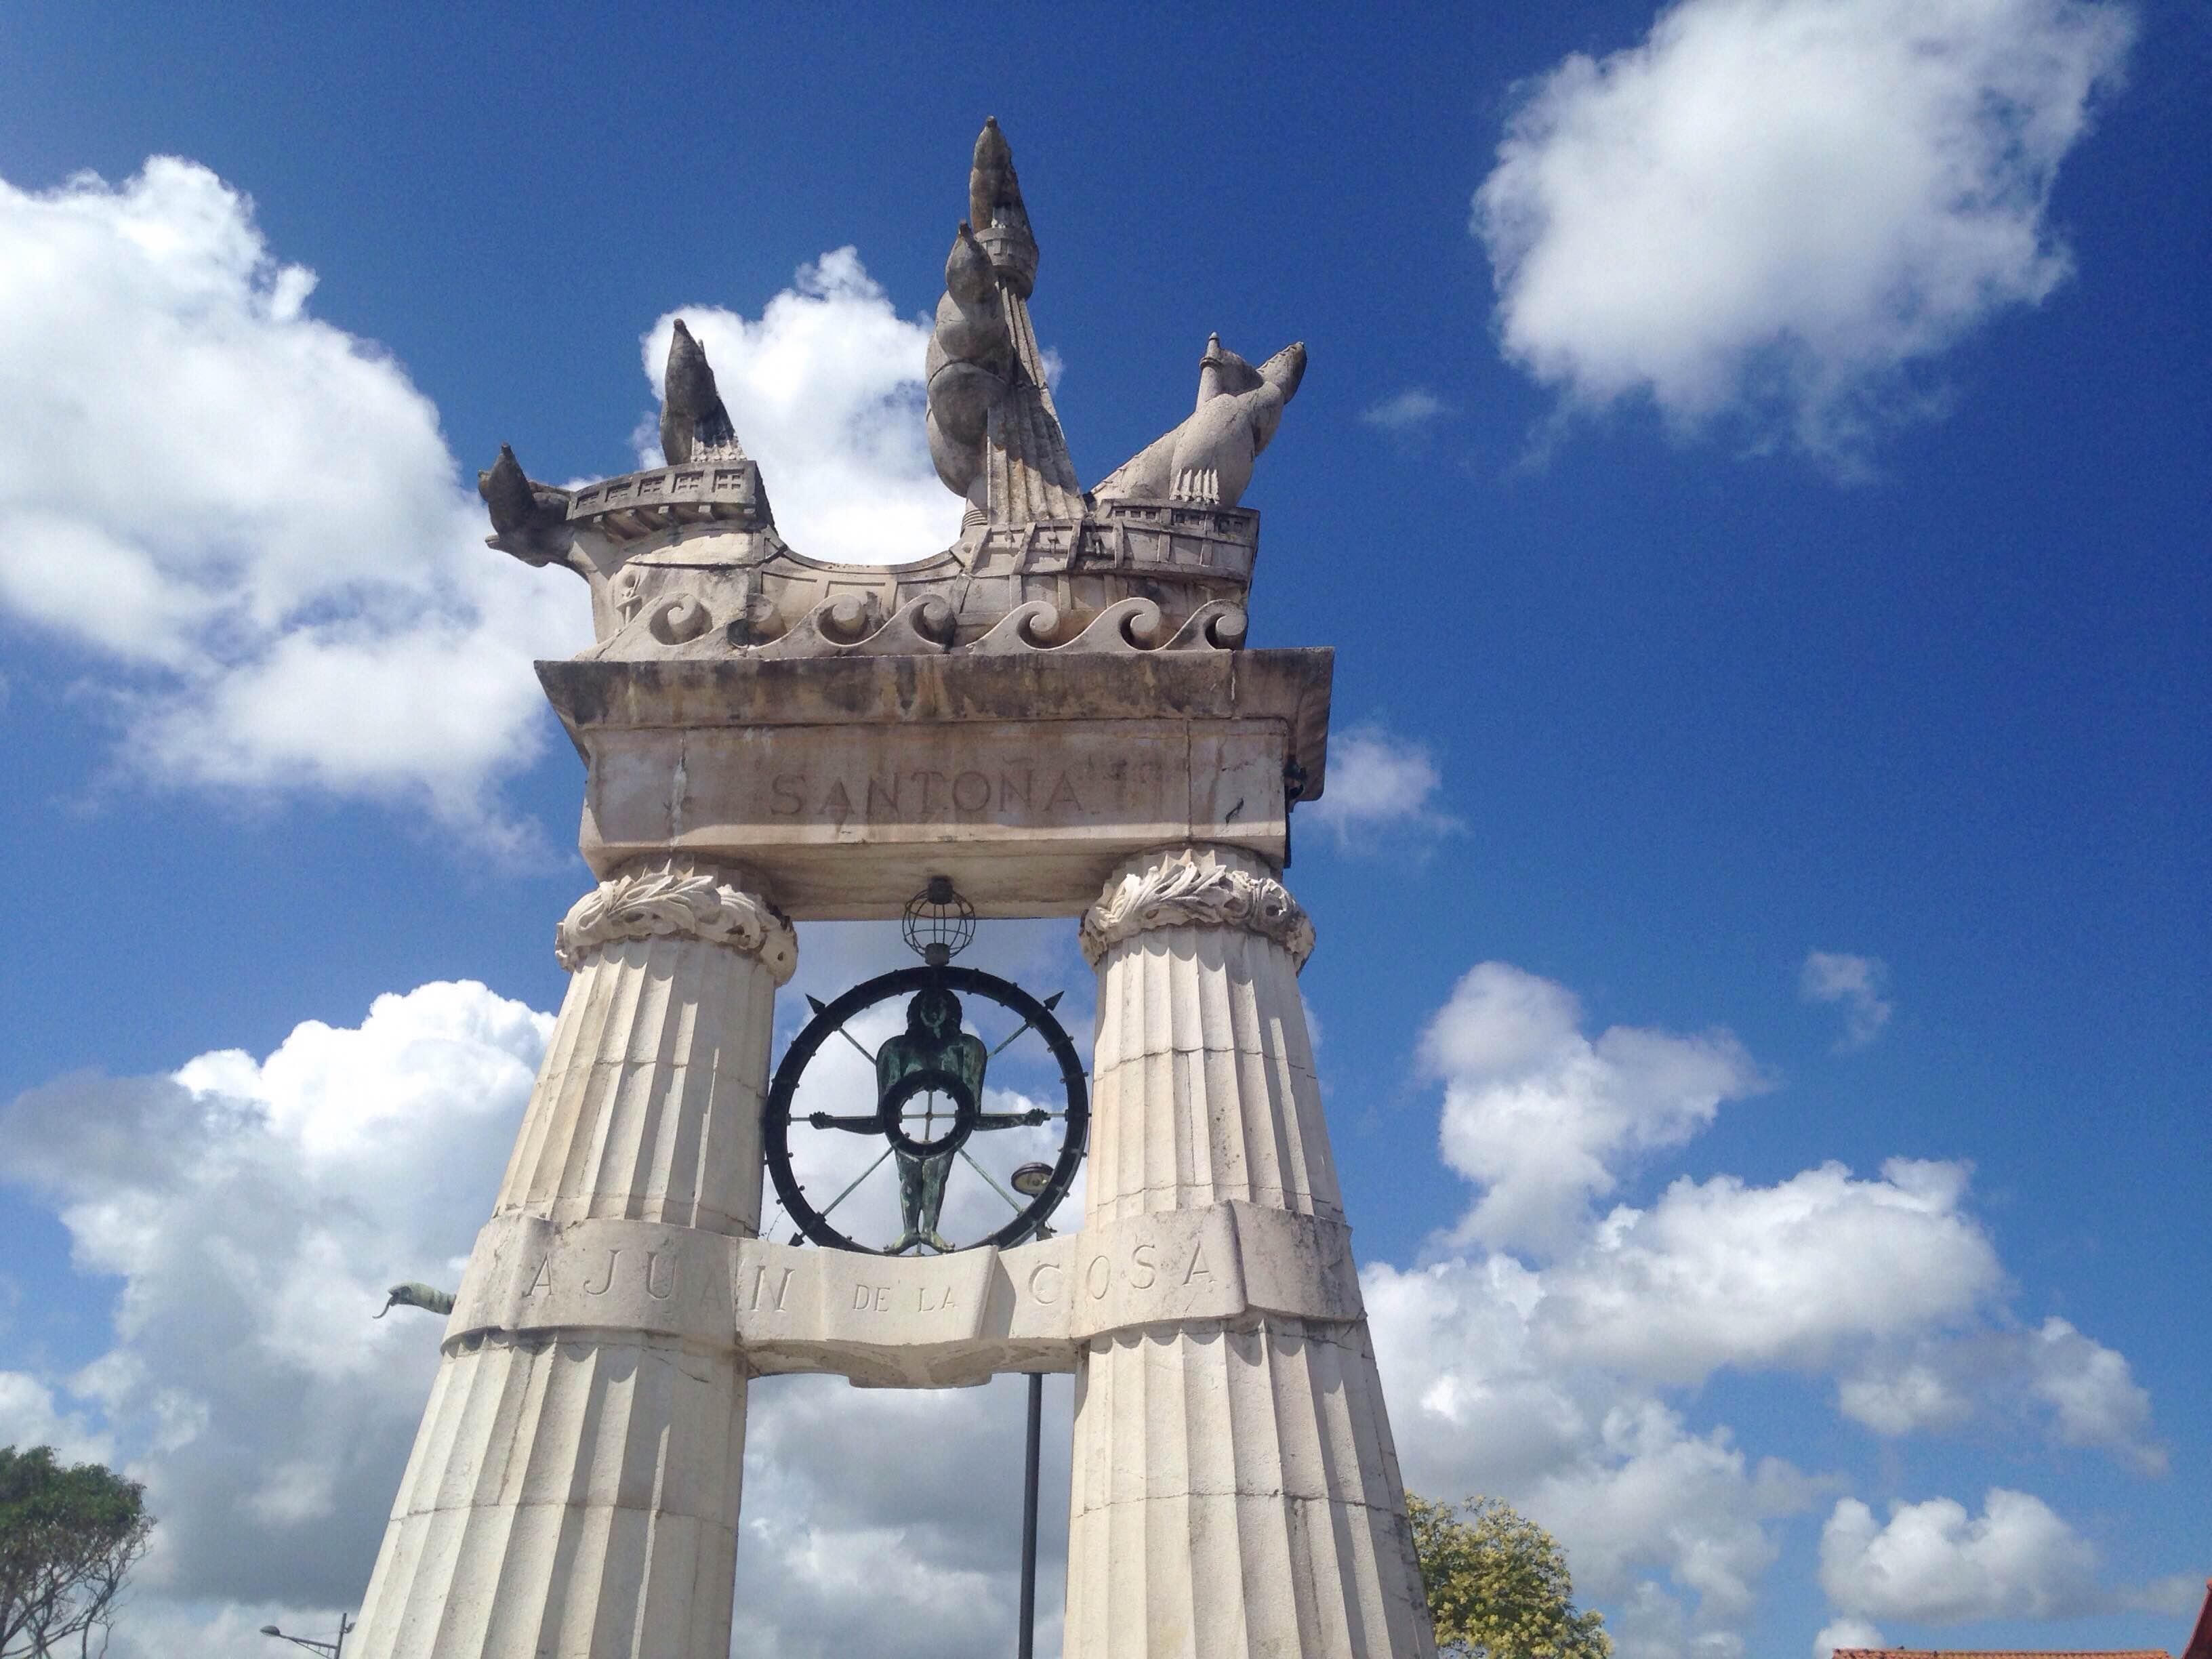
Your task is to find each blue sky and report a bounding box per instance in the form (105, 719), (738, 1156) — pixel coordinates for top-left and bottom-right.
(1, 3), (2205, 1656)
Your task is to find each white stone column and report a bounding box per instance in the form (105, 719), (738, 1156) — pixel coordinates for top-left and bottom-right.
(349, 857), (794, 1659)
(1064, 845), (1435, 1658)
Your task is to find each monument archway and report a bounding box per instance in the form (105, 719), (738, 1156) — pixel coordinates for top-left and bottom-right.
(347, 120), (1437, 1659)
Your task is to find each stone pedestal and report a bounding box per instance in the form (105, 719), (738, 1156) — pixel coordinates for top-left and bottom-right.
(1063, 846), (1435, 1658)
(347, 859), (793, 1659)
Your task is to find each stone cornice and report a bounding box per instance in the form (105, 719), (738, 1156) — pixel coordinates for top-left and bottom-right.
(1081, 849), (1314, 968)
(555, 856), (796, 981)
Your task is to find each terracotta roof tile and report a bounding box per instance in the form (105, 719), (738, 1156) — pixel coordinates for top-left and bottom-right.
(2184, 1580), (2212, 1659)
(1835, 1582), (2212, 1659)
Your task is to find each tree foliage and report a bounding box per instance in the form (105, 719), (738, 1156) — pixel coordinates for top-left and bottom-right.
(1408, 1493), (1612, 1659)
(0, 1447), (153, 1659)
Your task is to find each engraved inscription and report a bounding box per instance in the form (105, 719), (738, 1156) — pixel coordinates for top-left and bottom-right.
(1016, 1231), (1225, 1316)
(512, 1242), (684, 1307)
(762, 762), (1144, 825)
(839, 1279), (962, 1314)
(583, 1249), (620, 1296)
(1129, 1242), (1158, 1291)
(745, 1264), (796, 1313)
(718, 1204), (1345, 1376)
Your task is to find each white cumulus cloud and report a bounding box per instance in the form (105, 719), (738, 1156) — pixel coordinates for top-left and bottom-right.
(1302, 722), (1460, 851)
(731, 1372), (1072, 1659)
(1366, 1254), (1822, 1647)
(1, 974), (1078, 1659)
(1474, 0), (2136, 457)
(0, 982), (551, 1605)
(1815, 1615), (1889, 1657)
(1833, 1315), (2165, 1472)
(1801, 950), (1893, 1050)
(1539, 1159), (2003, 1382)
(0, 159), (589, 834)
(1528, 1400), (1815, 1631)
(636, 249), (962, 566)
(1359, 387), (1452, 431)
(0, 950), (2178, 1659)
(0, 161), (975, 836)
(1363, 1156), (2025, 1647)
(1837, 1358), (1976, 1436)
(1421, 962), (1768, 1252)
(1819, 1488), (2102, 1622)
(1374, 957), (2171, 1656)
(0, 1371), (112, 1465)
(2027, 1314), (2163, 1471)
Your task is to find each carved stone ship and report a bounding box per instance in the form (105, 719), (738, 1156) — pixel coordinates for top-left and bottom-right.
(480, 117), (1305, 663)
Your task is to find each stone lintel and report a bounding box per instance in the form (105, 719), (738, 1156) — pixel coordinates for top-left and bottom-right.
(443, 1202), (1364, 1391)
(537, 650), (1332, 918)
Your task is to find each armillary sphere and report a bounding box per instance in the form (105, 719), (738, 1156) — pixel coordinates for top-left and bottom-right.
(762, 882), (1088, 1255)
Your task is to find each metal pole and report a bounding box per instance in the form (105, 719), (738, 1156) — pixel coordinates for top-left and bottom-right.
(1019, 1370), (1042, 1659)
(334, 1614), (350, 1659)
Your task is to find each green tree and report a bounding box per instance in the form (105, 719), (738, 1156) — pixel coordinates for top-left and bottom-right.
(1408, 1493), (1611, 1659)
(0, 1446), (154, 1659)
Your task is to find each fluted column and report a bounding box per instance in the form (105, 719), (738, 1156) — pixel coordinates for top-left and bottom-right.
(1064, 845), (1435, 1658)
(350, 857), (794, 1659)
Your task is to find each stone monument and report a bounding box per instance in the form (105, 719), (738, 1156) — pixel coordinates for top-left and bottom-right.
(348, 120), (1435, 1658)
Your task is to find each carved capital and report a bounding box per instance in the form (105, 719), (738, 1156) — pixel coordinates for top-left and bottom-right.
(556, 857), (797, 982)
(1080, 848), (1314, 969)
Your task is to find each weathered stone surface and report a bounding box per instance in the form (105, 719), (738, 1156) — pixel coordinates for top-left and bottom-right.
(658, 319), (740, 466)
(540, 649), (1332, 917)
(354, 1331), (744, 1659)
(482, 119), (1309, 659)
(925, 120), (1082, 525)
(552, 854), (794, 977)
(347, 865), (783, 1659)
(434, 1200), (1366, 1390)
(354, 842), (1432, 1655)
(370, 112), (1433, 1659)
(1082, 841), (1316, 969)
(529, 478), (1265, 661)
(1092, 335), (1307, 512)
(1066, 1319), (1427, 1658)
(1066, 846), (1436, 1657)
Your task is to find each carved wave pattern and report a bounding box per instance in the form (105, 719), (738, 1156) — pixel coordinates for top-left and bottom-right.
(968, 596), (1246, 656)
(1080, 851), (1315, 968)
(680, 592), (1248, 661)
(555, 857), (797, 981)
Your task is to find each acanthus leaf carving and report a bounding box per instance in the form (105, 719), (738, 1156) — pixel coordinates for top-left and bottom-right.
(556, 856), (797, 981)
(1080, 849), (1315, 969)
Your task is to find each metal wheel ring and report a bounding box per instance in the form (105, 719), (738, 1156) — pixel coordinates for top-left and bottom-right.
(879, 1067), (979, 1158)
(763, 964), (1088, 1255)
